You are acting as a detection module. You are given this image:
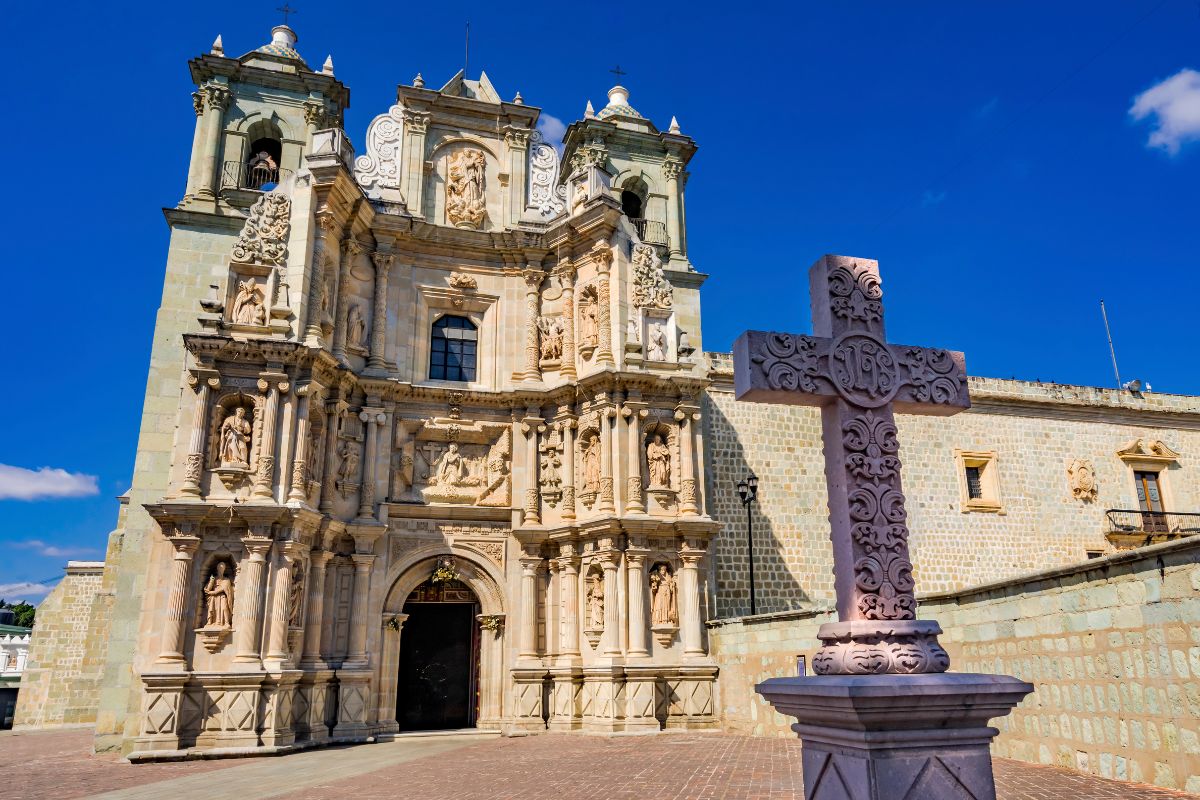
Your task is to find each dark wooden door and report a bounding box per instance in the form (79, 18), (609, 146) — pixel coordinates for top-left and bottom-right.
(397, 601), (477, 731)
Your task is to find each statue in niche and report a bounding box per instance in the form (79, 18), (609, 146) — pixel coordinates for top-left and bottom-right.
(650, 564), (678, 626)
(433, 442), (472, 486)
(647, 323), (668, 362)
(202, 561), (235, 628)
(447, 148), (487, 228)
(580, 297), (598, 347)
(582, 435), (601, 494)
(288, 566), (305, 627)
(647, 433), (671, 488)
(347, 303), (367, 349)
(219, 406), (253, 468)
(538, 317), (564, 361)
(231, 278), (267, 326)
(586, 571), (605, 630)
(337, 441), (360, 484)
(627, 319), (640, 344)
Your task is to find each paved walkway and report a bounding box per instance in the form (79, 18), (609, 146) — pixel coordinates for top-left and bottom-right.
(2, 728), (1196, 800)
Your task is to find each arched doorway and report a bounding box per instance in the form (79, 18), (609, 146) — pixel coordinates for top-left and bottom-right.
(396, 577), (481, 731)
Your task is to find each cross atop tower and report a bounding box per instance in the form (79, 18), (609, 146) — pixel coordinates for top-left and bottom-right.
(276, 3), (297, 25)
(609, 65), (627, 79)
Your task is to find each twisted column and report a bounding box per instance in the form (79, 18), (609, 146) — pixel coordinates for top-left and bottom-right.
(523, 269), (542, 382)
(252, 376), (287, 500)
(180, 373), (218, 497)
(233, 535), (273, 664)
(561, 419), (576, 521)
(626, 548), (650, 658)
(368, 253), (393, 371)
(558, 262), (576, 378)
(301, 551), (332, 665)
(157, 535), (201, 663)
(594, 245), (614, 365)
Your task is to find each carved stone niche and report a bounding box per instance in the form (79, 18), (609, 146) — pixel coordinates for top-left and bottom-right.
(643, 418), (678, 515)
(576, 415), (603, 510)
(539, 426), (564, 508)
(649, 561), (679, 646)
(209, 392), (261, 492)
(582, 565), (605, 648)
(195, 554), (237, 654)
(405, 417), (512, 506)
(640, 308), (676, 368)
(577, 286), (600, 361)
(224, 269), (273, 332)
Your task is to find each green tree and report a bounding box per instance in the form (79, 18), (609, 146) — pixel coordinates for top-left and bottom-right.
(0, 599), (37, 628)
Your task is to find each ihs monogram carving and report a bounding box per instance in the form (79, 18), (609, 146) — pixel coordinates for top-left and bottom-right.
(631, 244), (673, 309)
(527, 129), (566, 217)
(446, 149), (487, 229)
(354, 104), (404, 201)
(231, 193), (291, 267)
(1067, 458), (1098, 501)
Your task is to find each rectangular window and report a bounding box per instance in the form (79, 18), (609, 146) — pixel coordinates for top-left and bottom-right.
(955, 450), (1003, 513)
(965, 466), (983, 500)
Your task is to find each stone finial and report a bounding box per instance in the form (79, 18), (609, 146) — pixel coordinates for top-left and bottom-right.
(606, 85), (629, 108)
(584, 100), (595, 119)
(669, 116), (681, 134)
(322, 55), (335, 76)
(211, 35), (224, 56)
(513, 91), (524, 105)
(271, 25), (298, 49)
(413, 72), (425, 88)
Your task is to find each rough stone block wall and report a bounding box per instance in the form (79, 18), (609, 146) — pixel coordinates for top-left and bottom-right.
(14, 563), (107, 728)
(703, 353), (1200, 617)
(707, 538), (1200, 792)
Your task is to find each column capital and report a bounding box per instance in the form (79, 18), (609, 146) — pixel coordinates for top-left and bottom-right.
(625, 549), (649, 567)
(187, 370), (221, 391)
(167, 535), (202, 556)
(242, 535), (274, 558)
(372, 252), (395, 271)
(308, 549), (334, 569)
(518, 555), (543, 575)
(591, 242), (613, 272)
(202, 83), (231, 111)
(351, 553), (376, 569)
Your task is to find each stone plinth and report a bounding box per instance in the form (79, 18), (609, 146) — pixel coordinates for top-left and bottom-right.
(757, 673), (1032, 800)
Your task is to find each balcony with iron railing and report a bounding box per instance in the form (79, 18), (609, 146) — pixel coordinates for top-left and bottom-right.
(222, 160), (294, 192)
(630, 218), (669, 250)
(1104, 508), (1200, 549)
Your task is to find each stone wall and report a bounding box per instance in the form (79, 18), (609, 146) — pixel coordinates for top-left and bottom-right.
(14, 561), (109, 729)
(707, 537), (1200, 793)
(703, 353), (1200, 618)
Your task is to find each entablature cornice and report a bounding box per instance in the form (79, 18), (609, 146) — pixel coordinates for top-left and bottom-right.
(187, 53), (349, 109)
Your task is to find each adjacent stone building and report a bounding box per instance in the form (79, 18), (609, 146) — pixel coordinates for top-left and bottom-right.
(16, 22), (1198, 789)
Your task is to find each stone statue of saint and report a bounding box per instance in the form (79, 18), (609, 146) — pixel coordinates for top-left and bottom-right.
(538, 317), (563, 361)
(582, 435), (601, 494)
(647, 433), (671, 488)
(347, 304), (367, 348)
(580, 299), (598, 346)
(337, 440), (360, 483)
(650, 564), (678, 626)
(288, 566), (305, 627)
(219, 406), (252, 467)
(647, 323), (667, 361)
(434, 442), (470, 486)
(447, 149), (487, 227)
(203, 561), (235, 628)
(587, 572), (605, 629)
(231, 279), (266, 326)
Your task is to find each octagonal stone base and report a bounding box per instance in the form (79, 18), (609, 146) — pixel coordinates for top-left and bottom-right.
(756, 673), (1033, 800)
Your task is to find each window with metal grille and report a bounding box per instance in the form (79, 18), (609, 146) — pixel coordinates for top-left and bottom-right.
(429, 315), (478, 382)
(965, 465), (984, 500)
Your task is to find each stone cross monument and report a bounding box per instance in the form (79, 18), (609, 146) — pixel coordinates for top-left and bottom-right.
(734, 255), (1032, 800)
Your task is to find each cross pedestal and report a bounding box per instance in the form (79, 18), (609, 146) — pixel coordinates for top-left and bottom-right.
(734, 255), (1031, 799)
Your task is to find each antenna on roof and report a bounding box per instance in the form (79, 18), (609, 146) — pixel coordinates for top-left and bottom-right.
(1100, 299), (1122, 389)
(464, 21), (470, 79)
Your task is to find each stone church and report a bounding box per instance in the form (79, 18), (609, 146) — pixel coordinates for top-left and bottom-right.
(16, 24), (1200, 787)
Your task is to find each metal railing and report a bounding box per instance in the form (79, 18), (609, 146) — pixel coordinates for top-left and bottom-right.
(630, 218), (670, 249)
(222, 160), (294, 191)
(1105, 509), (1200, 536)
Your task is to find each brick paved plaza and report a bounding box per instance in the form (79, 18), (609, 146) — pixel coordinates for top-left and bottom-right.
(4, 728), (1197, 800)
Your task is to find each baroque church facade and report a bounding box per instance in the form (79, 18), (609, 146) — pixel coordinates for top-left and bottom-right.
(19, 24), (1199, 778)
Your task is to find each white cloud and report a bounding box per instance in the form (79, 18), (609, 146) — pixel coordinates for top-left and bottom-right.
(537, 113), (567, 154)
(0, 464), (99, 501)
(0, 581), (54, 602)
(1129, 68), (1200, 155)
(14, 539), (99, 559)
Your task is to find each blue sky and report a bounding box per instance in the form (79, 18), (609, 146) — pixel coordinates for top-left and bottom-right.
(1, 1), (1197, 600)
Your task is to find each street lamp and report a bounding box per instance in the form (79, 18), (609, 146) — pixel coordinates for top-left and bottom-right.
(736, 473), (759, 616)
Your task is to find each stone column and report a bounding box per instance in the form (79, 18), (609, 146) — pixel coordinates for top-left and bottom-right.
(545, 560), (560, 659)
(357, 409), (384, 520)
(663, 157), (684, 262)
(522, 269), (542, 382)
(679, 544), (705, 659)
(157, 535), (201, 663)
(287, 385), (311, 503)
(558, 262), (577, 379)
(194, 82), (231, 201)
(319, 400), (346, 513)
(376, 613), (407, 731)
(368, 253), (393, 371)
(233, 535), (273, 666)
(678, 411), (700, 516)
(558, 549), (580, 659)
(346, 554), (375, 667)
(560, 418), (576, 521)
(303, 99), (326, 144)
(594, 245), (614, 365)
(301, 551), (332, 666)
(180, 373), (218, 498)
(184, 91), (206, 200)
(252, 376), (287, 501)
(332, 240), (362, 363)
(600, 552), (621, 657)
(518, 550), (541, 661)
(522, 413), (543, 525)
(625, 547), (650, 658)
(264, 549), (297, 668)
(305, 213), (338, 345)
(623, 405), (645, 514)
(400, 110), (430, 215)
(503, 128), (530, 225)
(599, 408), (615, 513)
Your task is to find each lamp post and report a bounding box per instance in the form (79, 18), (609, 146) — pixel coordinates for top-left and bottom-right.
(736, 473), (759, 616)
